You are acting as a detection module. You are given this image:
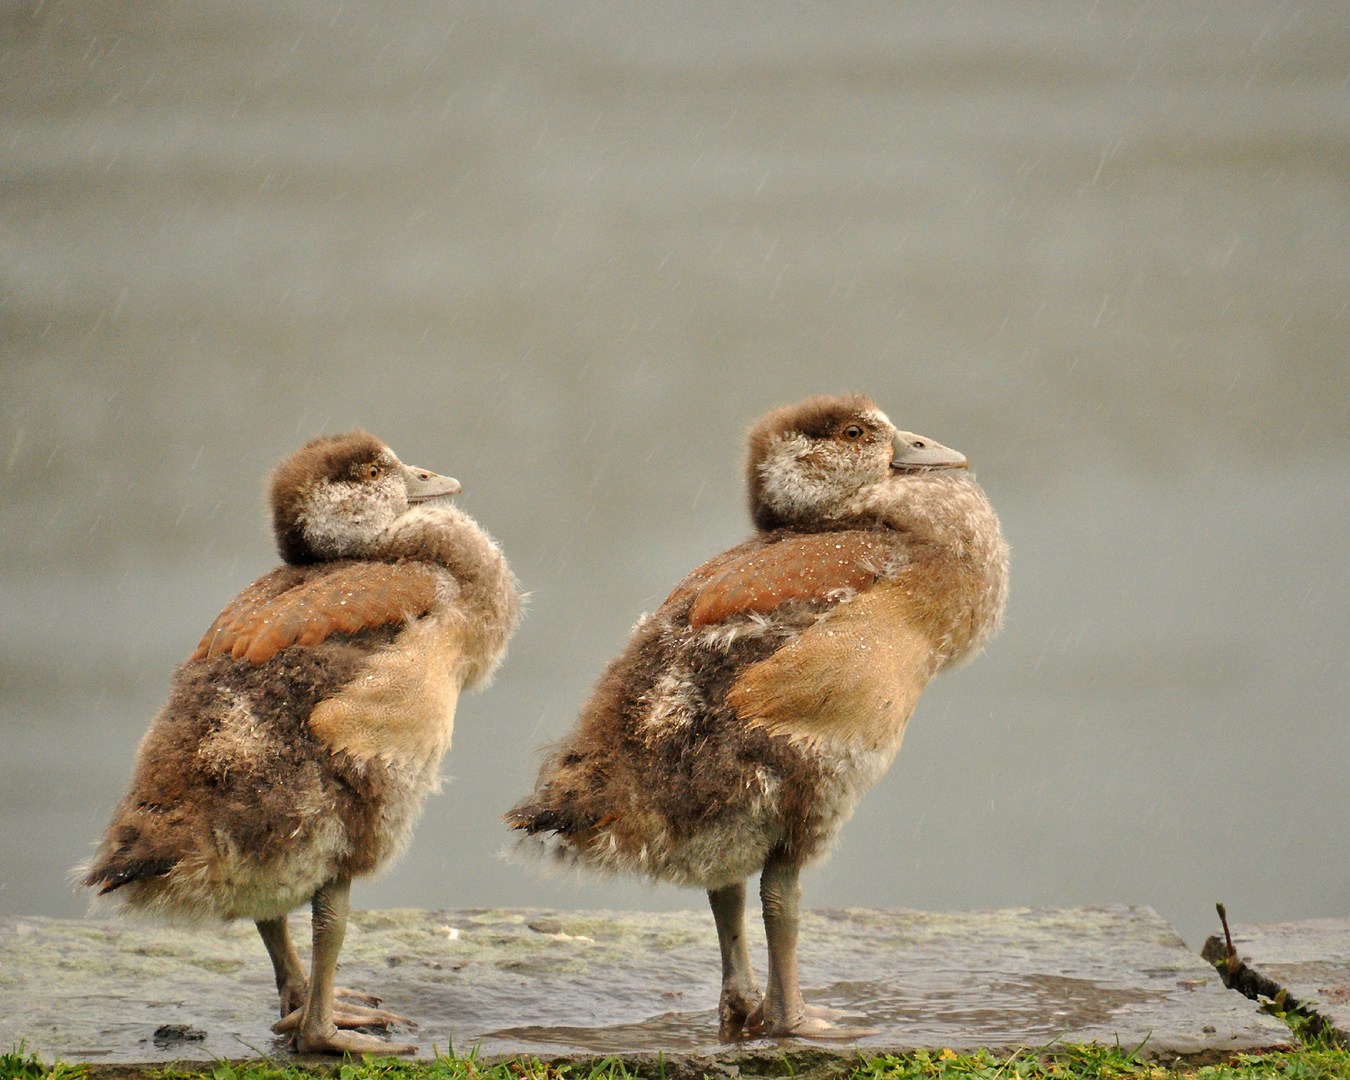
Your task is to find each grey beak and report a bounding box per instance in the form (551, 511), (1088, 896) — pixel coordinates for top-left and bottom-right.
(890, 431), (968, 472)
(401, 462), (462, 501)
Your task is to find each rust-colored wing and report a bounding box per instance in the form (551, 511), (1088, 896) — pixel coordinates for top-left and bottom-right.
(192, 561), (443, 665)
(673, 532), (898, 629)
(189, 566), (302, 660)
(659, 539), (762, 613)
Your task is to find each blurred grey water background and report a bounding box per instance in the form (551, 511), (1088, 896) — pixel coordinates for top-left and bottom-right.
(1, 1), (1347, 955)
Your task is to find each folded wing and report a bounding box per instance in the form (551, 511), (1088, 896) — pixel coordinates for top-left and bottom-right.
(666, 532), (934, 750)
(674, 532), (897, 628)
(193, 562), (444, 665)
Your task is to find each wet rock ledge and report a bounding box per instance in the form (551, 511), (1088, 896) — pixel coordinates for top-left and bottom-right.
(1, 906), (1291, 1066)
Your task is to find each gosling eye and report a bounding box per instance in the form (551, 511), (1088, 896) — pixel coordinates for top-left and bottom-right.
(843, 424), (864, 440)
(367, 464), (381, 479)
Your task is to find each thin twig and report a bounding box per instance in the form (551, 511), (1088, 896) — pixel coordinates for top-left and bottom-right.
(1216, 901), (1240, 976)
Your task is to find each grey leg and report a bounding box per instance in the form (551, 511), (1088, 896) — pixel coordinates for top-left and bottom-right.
(708, 882), (763, 1040)
(256, 916), (308, 1017)
(259, 913), (383, 1020)
(275, 877), (418, 1055)
(757, 857), (880, 1039)
(758, 856), (818, 1036)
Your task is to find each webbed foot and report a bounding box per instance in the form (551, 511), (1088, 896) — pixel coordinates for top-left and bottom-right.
(273, 1003), (416, 1035)
(279, 984), (382, 1017)
(292, 1023), (416, 1056)
(746, 1000), (879, 1040)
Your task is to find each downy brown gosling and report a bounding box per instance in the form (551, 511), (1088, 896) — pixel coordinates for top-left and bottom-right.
(508, 394), (1007, 1040)
(84, 431), (520, 1055)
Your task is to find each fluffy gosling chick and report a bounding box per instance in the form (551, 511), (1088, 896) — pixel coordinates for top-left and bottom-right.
(85, 431), (520, 1055)
(508, 395), (1006, 1040)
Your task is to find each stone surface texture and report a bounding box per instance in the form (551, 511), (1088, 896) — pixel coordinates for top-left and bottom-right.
(2, 906), (1291, 1065)
(1202, 917), (1350, 1044)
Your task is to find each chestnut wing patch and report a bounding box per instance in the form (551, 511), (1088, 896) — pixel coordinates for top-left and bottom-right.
(683, 532), (896, 629)
(660, 540), (762, 613)
(193, 562), (443, 665)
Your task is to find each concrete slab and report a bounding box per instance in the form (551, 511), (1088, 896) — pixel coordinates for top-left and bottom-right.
(2, 906), (1291, 1066)
(1202, 917), (1350, 1044)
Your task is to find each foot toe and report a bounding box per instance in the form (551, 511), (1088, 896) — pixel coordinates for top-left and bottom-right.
(335, 986), (383, 1007)
(718, 985), (765, 1042)
(768, 1015), (881, 1040)
(741, 1000), (766, 1038)
(294, 1027), (416, 1056)
(274, 1004), (416, 1036)
(273, 1006), (302, 1035)
(332, 1005), (417, 1031)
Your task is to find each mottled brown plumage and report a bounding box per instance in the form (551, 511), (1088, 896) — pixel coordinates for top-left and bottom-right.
(84, 430), (520, 1055)
(508, 394), (1008, 1040)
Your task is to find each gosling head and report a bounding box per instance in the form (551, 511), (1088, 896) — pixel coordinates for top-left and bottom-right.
(746, 394), (967, 532)
(270, 430), (461, 564)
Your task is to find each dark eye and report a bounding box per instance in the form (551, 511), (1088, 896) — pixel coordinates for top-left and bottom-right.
(844, 425), (864, 440)
(368, 464), (380, 479)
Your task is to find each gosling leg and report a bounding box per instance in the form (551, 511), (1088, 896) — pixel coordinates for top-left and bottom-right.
(708, 881), (763, 1040)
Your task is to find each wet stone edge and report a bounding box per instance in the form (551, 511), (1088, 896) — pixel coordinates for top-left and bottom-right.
(1201, 935), (1344, 1049)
